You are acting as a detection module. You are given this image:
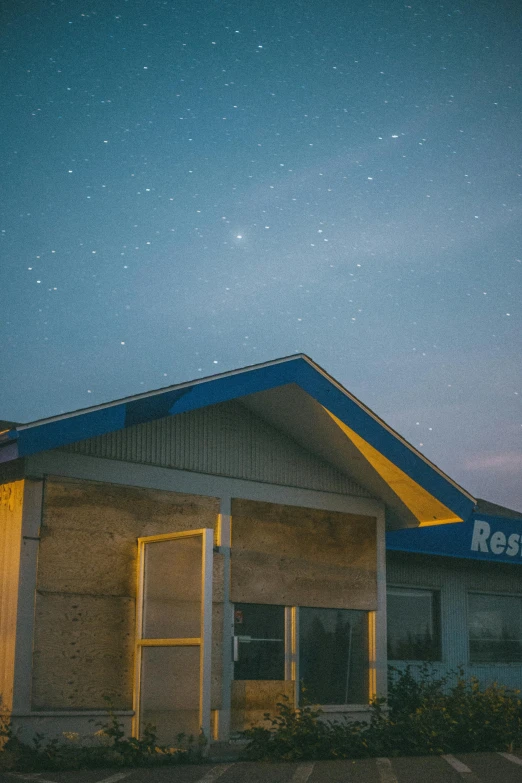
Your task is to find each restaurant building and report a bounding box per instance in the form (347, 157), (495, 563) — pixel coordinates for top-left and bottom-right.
(386, 501), (522, 688)
(1, 355), (516, 746)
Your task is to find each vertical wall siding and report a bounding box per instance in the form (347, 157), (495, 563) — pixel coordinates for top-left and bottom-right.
(0, 481), (24, 713)
(61, 400), (372, 498)
(387, 551), (522, 690)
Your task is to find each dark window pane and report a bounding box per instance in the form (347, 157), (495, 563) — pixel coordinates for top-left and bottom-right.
(233, 603), (285, 680)
(299, 607), (368, 705)
(387, 588), (440, 661)
(468, 594), (522, 663)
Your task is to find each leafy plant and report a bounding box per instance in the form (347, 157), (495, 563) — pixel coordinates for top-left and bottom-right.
(242, 694), (372, 761)
(243, 668), (522, 760)
(0, 702), (206, 772)
(382, 665), (522, 755)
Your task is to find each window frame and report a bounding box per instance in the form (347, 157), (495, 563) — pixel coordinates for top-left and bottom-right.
(232, 602), (374, 707)
(467, 590), (522, 665)
(232, 602), (287, 681)
(386, 584), (442, 663)
(297, 605), (371, 707)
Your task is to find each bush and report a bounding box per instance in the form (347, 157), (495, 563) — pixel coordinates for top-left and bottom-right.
(381, 665), (522, 755)
(242, 697), (371, 761)
(0, 707), (206, 772)
(243, 667), (522, 760)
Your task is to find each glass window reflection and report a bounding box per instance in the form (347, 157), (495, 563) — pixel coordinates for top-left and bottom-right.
(387, 588), (441, 661)
(468, 593), (522, 663)
(299, 607), (368, 705)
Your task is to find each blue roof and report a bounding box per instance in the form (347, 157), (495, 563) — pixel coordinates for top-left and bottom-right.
(0, 354), (475, 521)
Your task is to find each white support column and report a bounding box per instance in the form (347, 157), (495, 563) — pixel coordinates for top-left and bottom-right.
(200, 528), (214, 742)
(216, 495), (233, 741)
(12, 478), (44, 714)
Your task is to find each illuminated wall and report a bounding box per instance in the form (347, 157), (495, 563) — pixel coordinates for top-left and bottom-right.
(0, 481), (24, 714)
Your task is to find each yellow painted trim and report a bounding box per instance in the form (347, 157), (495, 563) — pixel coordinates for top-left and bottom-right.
(368, 612), (377, 701)
(137, 528), (208, 545)
(416, 518), (461, 527)
(290, 606), (297, 683)
(132, 538), (145, 738)
(0, 480), (24, 715)
(211, 709), (220, 741)
(133, 529), (208, 738)
(138, 638), (201, 647)
(323, 408), (462, 526)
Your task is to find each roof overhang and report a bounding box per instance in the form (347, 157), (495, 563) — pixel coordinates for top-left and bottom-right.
(0, 354), (475, 527)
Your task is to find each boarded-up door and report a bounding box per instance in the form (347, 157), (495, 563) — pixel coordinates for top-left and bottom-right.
(134, 529), (213, 744)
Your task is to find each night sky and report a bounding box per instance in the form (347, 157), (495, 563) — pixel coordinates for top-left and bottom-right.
(1, 0), (521, 510)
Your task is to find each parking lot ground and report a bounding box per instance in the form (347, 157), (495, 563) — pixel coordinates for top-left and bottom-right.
(389, 754), (474, 783)
(3, 752), (522, 783)
(451, 752), (522, 783)
(307, 758), (381, 783)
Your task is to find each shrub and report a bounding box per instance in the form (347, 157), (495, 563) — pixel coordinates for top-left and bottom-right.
(0, 707), (206, 772)
(382, 666), (522, 755)
(242, 696), (371, 761)
(243, 668), (522, 760)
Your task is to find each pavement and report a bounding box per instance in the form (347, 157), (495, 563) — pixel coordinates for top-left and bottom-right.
(3, 752), (522, 783)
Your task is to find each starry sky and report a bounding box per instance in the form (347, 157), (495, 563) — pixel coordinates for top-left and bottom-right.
(1, 0), (521, 510)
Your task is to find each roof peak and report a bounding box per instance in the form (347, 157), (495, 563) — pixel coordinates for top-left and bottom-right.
(11, 354), (313, 431)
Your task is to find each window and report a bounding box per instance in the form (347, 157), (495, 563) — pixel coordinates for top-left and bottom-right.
(468, 593), (522, 663)
(299, 607), (368, 705)
(233, 603), (370, 704)
(387, 587), (441, 661)
(233, 603), (285, 680)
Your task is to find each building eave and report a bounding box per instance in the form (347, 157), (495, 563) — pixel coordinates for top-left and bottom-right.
(0, 354), (476, 525)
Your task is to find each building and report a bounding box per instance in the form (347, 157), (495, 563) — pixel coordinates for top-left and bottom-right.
(386, 500), (522, 688)
(0, 354), (502, 745)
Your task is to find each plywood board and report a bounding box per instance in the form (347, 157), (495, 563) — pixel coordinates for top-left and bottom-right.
(32, 592), (135, 710)
(231, 499), (377, 609)
(33, 478), (221, 710)
(230, 680), (294, 732)
(39, 479), (220, 596)
(43, 477), (219, 536)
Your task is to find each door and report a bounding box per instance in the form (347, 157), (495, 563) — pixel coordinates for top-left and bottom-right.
(231, 603), (295, 731)
(134, 529), (213, 744)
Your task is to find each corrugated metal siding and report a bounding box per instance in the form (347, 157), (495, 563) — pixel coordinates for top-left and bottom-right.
(387, 551), (522, 690)
(61, 400), (372, 497)
(0, 481), (24, 713)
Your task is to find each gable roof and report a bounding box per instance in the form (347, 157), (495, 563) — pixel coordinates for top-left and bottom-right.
(0, 354), (475, 526)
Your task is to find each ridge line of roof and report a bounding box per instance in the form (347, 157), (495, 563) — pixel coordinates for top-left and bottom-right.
(0, 354), (476, 505)
(9, 353), (310, 432)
